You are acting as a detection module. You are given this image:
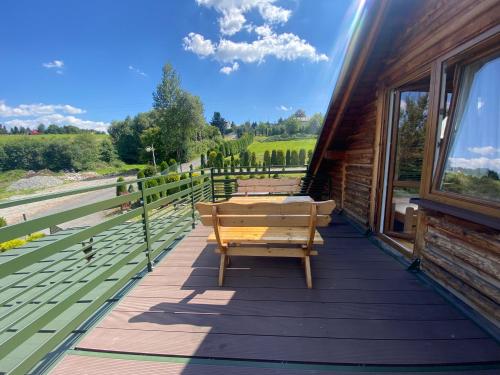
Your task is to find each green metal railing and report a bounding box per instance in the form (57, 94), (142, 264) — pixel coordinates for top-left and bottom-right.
(0, 167), (212, 375)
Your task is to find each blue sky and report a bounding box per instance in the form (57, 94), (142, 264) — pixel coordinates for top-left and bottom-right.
(0, 0), (358, 132)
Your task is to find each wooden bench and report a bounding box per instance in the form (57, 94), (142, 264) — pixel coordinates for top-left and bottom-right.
(196, 200), (336, 288)
(236, 178), (301, 195)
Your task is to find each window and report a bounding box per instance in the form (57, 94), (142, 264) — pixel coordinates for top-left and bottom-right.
(381, 77), (430, 250)
(436, 52), (500, 204)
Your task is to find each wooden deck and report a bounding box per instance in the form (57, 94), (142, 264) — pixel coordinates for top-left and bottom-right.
(50, 215), (500, 374)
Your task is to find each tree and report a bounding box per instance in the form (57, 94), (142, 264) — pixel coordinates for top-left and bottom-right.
(271, 150), (277, 165)
(208, 151), (217, 167)
(307, 149), (313, 163)
(210, 112), (227, 135)
(250, 152), (257, 166)
(70, 134), (99, 171)
(215, 152), (224, 171)
(285, 149), (291, 166)
(153, 63), (205, 163)
(397, 93), (428, 181)
(276, 150), (285, 166)
(37, 124), (46, 134)
(99, 138), (116, 163)
(290, 150), (299, 166)
(263, 150), (271, 167)
(293, 109), (306, 119)
(160, 161), (169, 171)
(200, 153), (206, 168)
(308, 113), (323, 134)
(299, 149), (306, 165)
(284, 117), (300, 135)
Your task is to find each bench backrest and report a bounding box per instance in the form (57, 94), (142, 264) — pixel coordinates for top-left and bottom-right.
(237, 178), (301, 194)
(196, 200), (335, 227)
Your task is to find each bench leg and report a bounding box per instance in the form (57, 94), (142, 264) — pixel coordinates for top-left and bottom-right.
(219, 253), (227, 287)
(304, 255), (312, 289)
(225, 256), (231, 267)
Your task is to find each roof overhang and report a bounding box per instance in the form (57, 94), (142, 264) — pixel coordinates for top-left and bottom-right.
(309, 0), (389, 176)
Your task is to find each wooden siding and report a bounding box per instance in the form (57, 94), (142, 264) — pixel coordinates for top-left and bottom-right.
(417, 210), (500, 326)
(314, 0), (500, 327)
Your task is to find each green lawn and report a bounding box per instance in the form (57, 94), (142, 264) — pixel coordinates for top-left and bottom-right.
(0, 133), (108, 144)
(94, 163), (146, 176)
(247, 137), (317, 162)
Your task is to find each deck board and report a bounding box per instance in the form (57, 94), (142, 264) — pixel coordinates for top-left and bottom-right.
(51, 215), (500, 373)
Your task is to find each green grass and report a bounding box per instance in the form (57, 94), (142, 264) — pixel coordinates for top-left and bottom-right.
(0, 170), (33, 200)
(0, 133), (108, 144)
(94, 163), (146, 176)
(247, 137), (317, 162)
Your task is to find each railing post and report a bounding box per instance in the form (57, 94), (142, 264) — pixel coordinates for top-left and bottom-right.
(189, 165), (196, 229)
(210, 167), (215, 202)
(138, 177), (153, 272)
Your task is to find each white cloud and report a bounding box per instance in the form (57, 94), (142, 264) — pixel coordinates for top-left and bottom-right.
(196, 0), (290, 36)
(255, 24), (272, 37)
(468, 146), (500, 156)
(0, 100), (108, 132)
(183, 33), (215, 57)
(128, 65), (148, 77)
(220, 62), (239, 75)
(42, 60), (64, 69)
(449, 157), (500, 172)
(185, 1), (327, 73)
(5, 115), (109, 133)
(0, 100), (85, 117)
(277, 105), (291, 111)
(184, 32), (327, 64)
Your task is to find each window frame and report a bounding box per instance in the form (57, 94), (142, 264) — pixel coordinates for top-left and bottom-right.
(422, 27), (500, 218)
(378, 72), (431, 238)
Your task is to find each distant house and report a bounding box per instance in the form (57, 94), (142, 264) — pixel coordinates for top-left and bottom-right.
(307, 0), (500, 327)
(29, 129), (40, 135)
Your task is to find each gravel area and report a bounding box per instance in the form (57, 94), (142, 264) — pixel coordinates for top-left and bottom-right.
(7, 176), (64, 191)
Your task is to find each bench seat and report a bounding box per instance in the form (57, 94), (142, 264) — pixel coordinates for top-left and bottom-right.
(207, 226), (324, 245)
(195, 200), (335, 288)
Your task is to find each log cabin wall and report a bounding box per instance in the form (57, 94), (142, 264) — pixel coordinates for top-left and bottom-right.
(314, 0), (500, 326)
(417, 210), (500, 325)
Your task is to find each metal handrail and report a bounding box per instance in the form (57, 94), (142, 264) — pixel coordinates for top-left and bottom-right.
(0, 167), (213, 374)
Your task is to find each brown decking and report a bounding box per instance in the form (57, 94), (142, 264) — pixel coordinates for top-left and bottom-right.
(50, 215), (500, 374)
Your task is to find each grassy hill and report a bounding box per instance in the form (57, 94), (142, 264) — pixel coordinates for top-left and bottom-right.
(247, 137), (317, 162)
(0, 133), (108, 144)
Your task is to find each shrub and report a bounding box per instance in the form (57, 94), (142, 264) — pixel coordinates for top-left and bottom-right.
(168, 158), (177, 166)
(0, 238), (27, 252)
(299, 149), (306, 165)
(147, 179), (159, 203)
(0, 217), (7, 228)
(276, 150), (285, 166)
(263, 150), (271, 166)
(307, 149), (313, 163)
(128, 184), (135, 193)
(271, 150), (277, 165)
(290, 150), (299, 166)
(27, 232), (45, 241)
(165, 172), (181, 194)
(99, 138), (117, 163)
(159, 161), (169, 172)
(116, 177), (127, 196)
(208, 151), (217, 167)
(143, 165), (156, 177)
(137, 170), (145, 190)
